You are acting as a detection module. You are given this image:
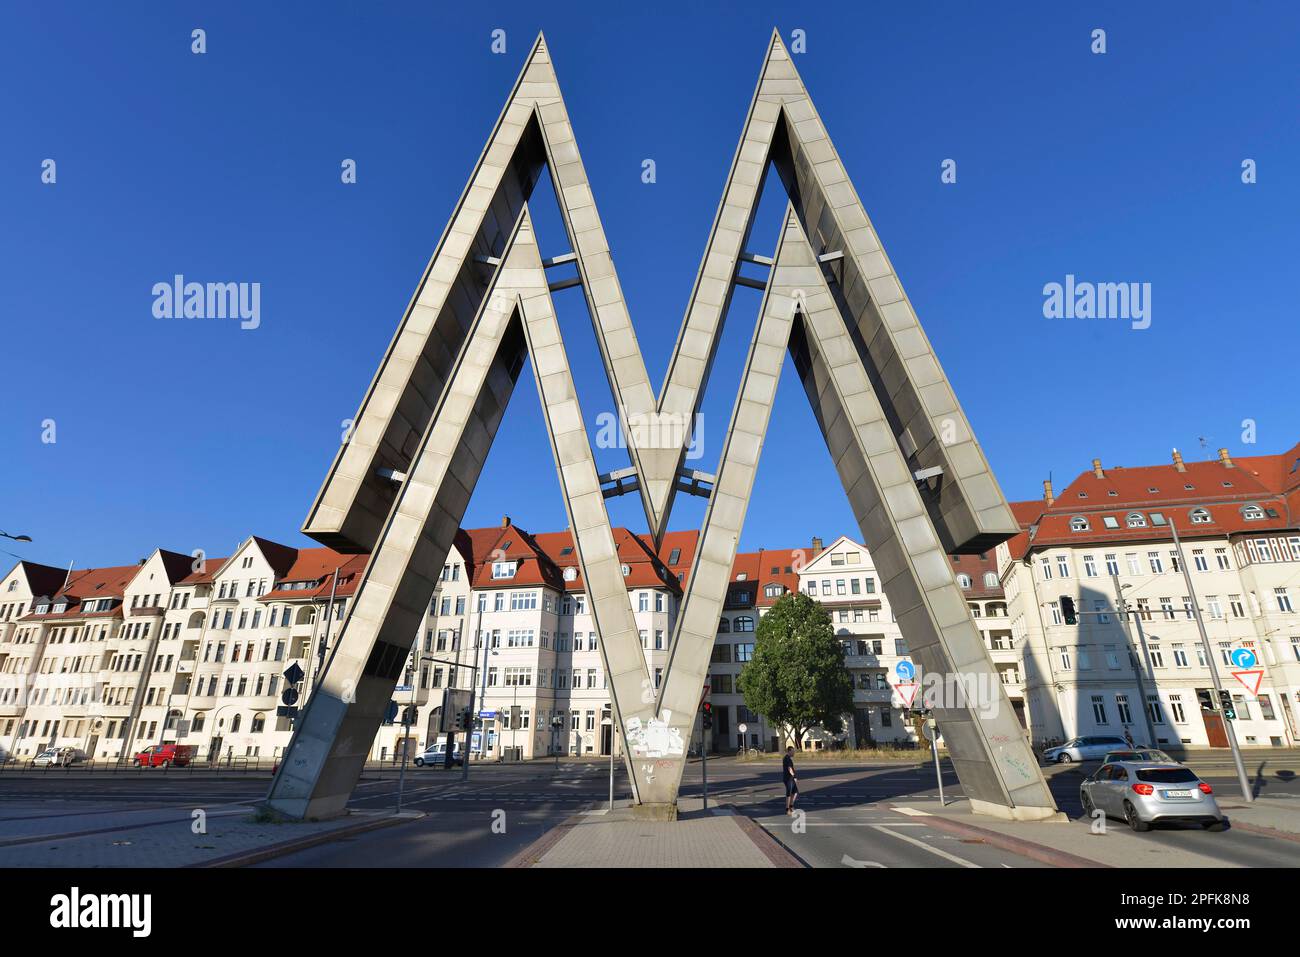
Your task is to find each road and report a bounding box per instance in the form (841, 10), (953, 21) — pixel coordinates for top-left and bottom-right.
(3, 750), (1298, 867)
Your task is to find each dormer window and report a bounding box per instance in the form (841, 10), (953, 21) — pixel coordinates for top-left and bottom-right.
(1147, 487), (1159, 493)
(957, 574), (972, 589)
(35, 602), (49, 614)
(621, 564), (631, 577)
(1183, 484), (1194, 491)
(1241, 504), (1265, 521)
(1189, 508), (1211, 524)
(1069, 516), (1090, 532)
(53, 601), (67, 613)
(1077, 492), (1088, 498)
(736, 573), (748, 581)
(1126, 512), (1147, 528)
(764, 583), (784, 598)
(1107, 490), (1118, 497)
(1222, 481), (1233, 488)
(491, 561), (517, 579)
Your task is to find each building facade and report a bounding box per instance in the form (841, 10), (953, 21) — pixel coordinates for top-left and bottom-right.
(999, 445), (1300, 751)
(5, 439), (1297, 764)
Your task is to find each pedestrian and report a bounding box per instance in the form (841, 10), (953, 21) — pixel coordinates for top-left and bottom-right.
(782, 745), (798, 815)
(1123, 727), (1136, 749)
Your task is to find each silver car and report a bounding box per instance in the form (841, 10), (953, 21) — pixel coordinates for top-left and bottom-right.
(1043, 735), (1129, 764)
(1080, 761), (1225, 831)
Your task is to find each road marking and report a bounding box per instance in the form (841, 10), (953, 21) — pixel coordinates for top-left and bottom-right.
(869, 824), (981, 868)
(841, 854), (886, 868)
(893, 807), (932, 817)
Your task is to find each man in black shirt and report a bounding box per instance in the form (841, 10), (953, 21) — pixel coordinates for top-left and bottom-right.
(782, 746), (798, 814)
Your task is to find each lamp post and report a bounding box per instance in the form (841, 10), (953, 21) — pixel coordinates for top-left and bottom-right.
(0, 531), (32, 543)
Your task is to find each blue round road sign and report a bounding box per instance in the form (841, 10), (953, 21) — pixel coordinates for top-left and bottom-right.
(895, 660), (915, 681)
(1229, 647), (1257, 669)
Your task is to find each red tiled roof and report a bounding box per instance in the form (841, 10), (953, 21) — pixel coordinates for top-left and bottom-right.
(1019, 441), (1300, 554)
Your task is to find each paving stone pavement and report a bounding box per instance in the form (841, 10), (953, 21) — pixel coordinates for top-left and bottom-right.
(525, 800), (780, 868)
(0, 803), (405, 867)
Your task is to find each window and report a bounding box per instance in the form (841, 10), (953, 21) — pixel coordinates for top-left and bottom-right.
(958, 573), (973, 588)
(1083, 555), (1098, 578)
(1148, 552), (1164, 574)
(1126, 513), (1147, 528)
(1056, 556), (1070, 578)
(1275, 588), (1294, 613)
(1189, 508), (1211, 524)
(1126, 554), (1141, 576)
(1091, 695), (1108, 725)
(1241, 504), (1265, 521)
(734, 643), (754, 662)
(733, 616), (754, 632)
(1116, 694), (1132, 725)
(1102, 516), (1120, 529)
(491, 561), (516, 579)
(1105, 554), (1119, 576)
(1070, 516), (1089, 532)
(1039, 559), (1052, 582)
(983, 572), (998, 588)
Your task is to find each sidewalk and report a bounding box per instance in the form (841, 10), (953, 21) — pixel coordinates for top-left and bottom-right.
(887, 795), (1300, 868)
(0, 800), (420, 867)
(507, 798), (802, 868)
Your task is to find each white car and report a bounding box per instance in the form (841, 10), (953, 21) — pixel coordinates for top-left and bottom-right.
(413, 742), (462, 767)
(32, 747), (86, 767)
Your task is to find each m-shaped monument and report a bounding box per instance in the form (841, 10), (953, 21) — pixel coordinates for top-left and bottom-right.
(266, 30), (1060, 822)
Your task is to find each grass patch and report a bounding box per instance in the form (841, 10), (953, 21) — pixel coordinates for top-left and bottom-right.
(734, 747), (942, 763)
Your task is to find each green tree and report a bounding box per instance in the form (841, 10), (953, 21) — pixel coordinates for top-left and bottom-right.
(740, 592), (854, 750)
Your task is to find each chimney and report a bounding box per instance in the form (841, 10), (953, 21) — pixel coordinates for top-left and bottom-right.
(1218, 448), (1234, 469)
(1172, 448), (1186, 472)
(501, 514), (511, 527)
(811, 536), (823, 553)
(1092, 458), (1104, 479)
(1042, 479), (1055, 507)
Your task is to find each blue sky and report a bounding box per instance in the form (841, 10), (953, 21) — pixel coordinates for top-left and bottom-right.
(2, 2), (1297, 570)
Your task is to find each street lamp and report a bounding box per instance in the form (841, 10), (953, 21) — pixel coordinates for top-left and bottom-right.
(0, 531), (32, 543)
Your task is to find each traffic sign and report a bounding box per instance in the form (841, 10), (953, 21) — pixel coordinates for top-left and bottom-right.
(1229, 647), (1257, 669)
(283, 662), (305, 685)
(895, 660), (916, 681)
(738, 723), (748, 734)
(280, 687), (299, 707)
(893, 681), (919, 709)
(921, 717), (938, 741)
(479, 710), (497, 719)
(1231, 669), (1264, 697)
(394, 684), (413, 693)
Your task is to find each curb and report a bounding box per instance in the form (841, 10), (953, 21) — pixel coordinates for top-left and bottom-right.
(729, 807), (806, 868)
(1223, 819), (1300, 844)
(889, 805), (1109, 868)
(195, 810), (424, 868)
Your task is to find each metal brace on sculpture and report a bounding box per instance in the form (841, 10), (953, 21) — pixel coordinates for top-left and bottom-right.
(264, 30), (1060, 822)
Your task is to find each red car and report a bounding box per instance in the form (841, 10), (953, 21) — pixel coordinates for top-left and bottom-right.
(133, 744), (196, 768)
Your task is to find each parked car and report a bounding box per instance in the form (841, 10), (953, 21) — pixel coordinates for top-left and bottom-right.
(32, 747), (86, 767)
(1080, 761), (1225, 831)
(1042, 735), (1129, 763)
(132, 743), (197, 768)
(414, 740), (462, 767)
(1102, 749), (1176, 765)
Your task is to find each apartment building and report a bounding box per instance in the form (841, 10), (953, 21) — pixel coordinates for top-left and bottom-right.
(999, 444), (1300, 751)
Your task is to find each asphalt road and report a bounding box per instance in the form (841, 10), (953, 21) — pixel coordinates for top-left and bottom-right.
(3, 751), (1298, 867)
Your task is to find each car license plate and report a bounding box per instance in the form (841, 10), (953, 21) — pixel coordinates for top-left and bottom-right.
(1162, 789), (1193, 798)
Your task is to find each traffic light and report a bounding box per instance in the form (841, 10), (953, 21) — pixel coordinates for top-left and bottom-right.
(401, 705), (418, 726)
(1218, 689), (1237, 720)
(1059, 595), (1078, 626)
(701, 701), (713, 730)
(453, 709), (471, 732)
